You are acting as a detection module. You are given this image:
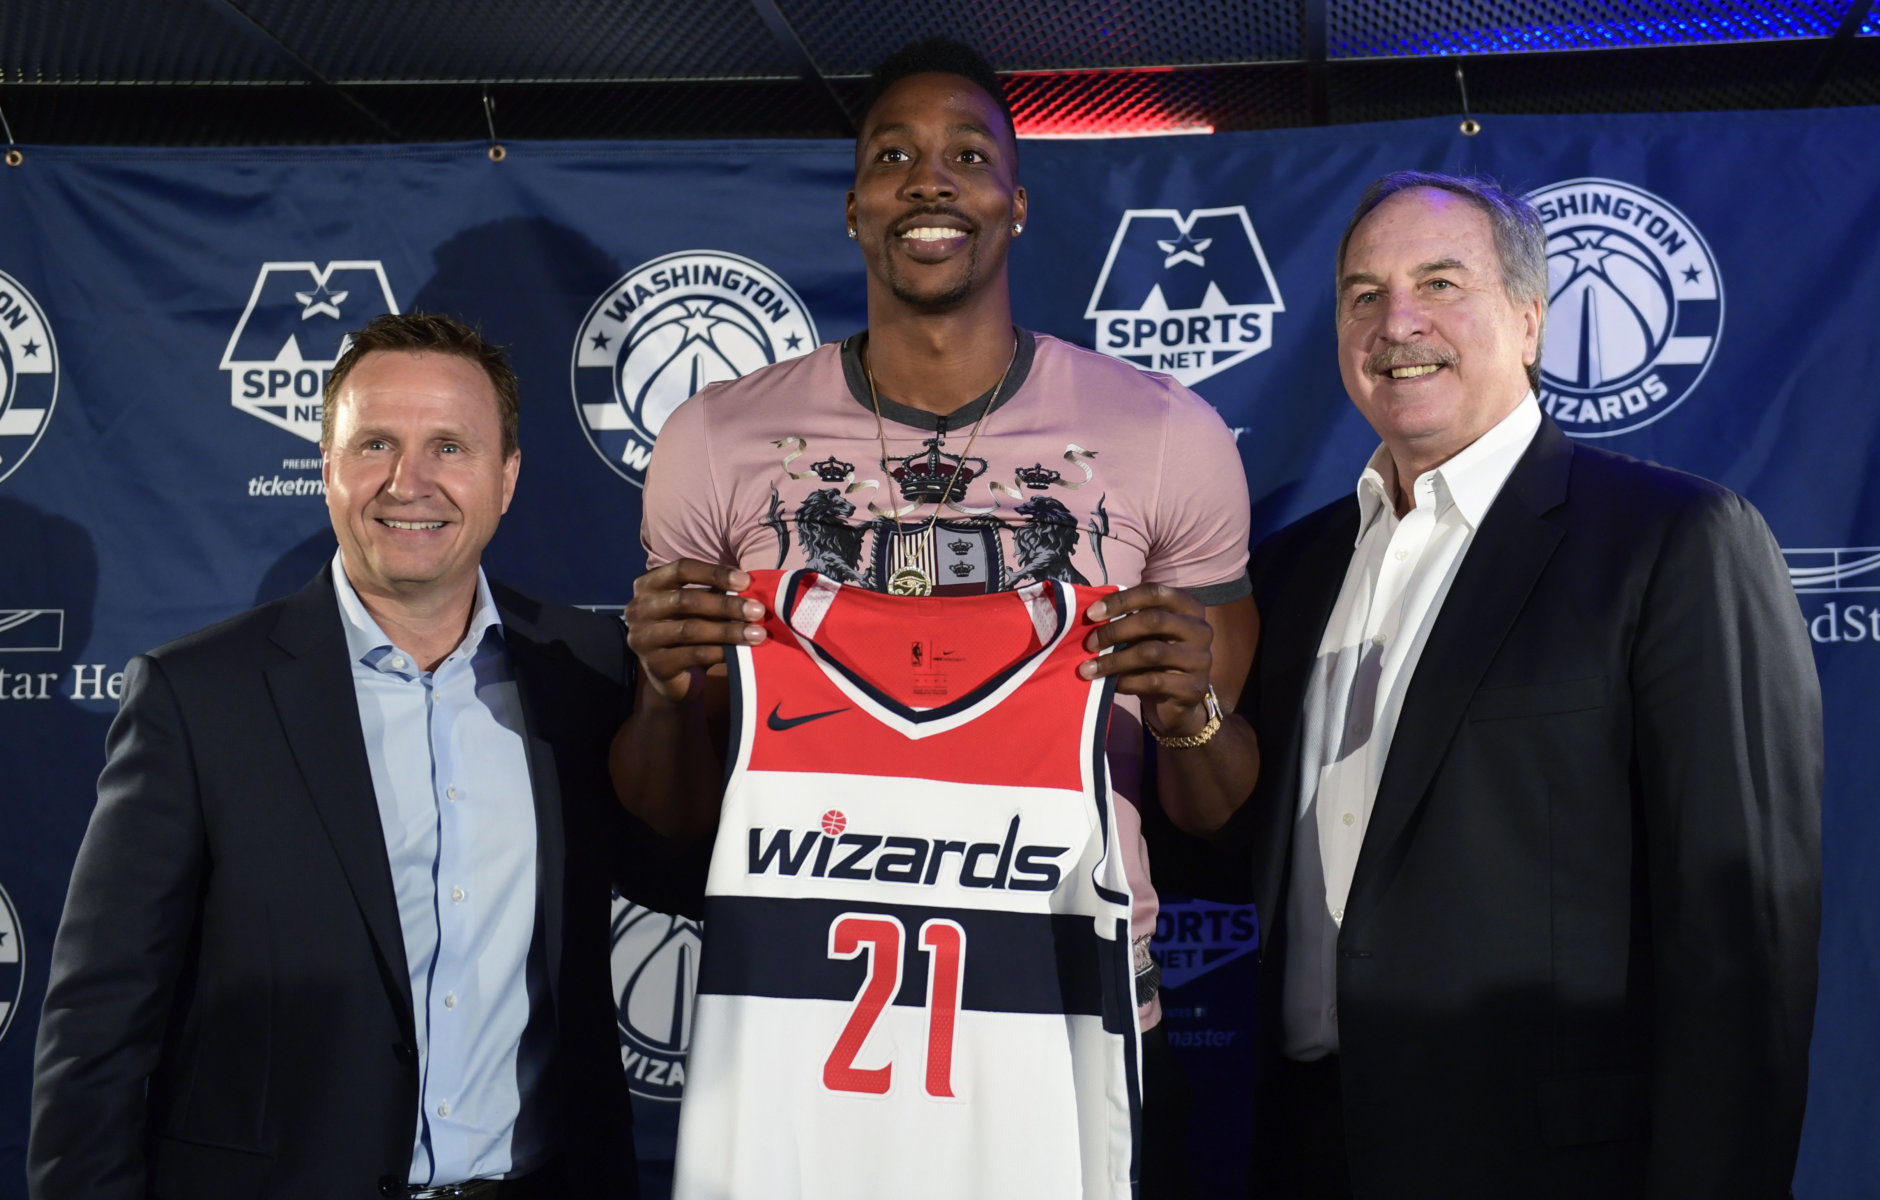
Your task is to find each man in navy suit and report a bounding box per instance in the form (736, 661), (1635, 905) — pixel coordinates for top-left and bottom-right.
(1229, 173), (1821, 1199)
(30, 312), (693, 1198)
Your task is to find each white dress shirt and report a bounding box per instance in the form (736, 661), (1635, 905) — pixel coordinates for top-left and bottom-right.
(1281, 395), (1542, 1060)
(333, 554), (552, 1184)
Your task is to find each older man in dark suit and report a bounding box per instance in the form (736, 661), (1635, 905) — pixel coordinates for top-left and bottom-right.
(29, 313), (693, 1198)
(1230, 173), (1821, 1199)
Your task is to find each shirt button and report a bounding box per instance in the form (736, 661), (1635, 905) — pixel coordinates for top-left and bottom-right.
(1331, 907), (1344, 923)
(446, 785), (459, 801)
(1372, 632), (1387, 647)
(444, 992), (457, 1009)
(390, 655), (406, 669)
(1342, 812), (1356, 827)
(1394, 548), (1409, 561)
(451, 887), (466, 903)
(438, 1101), (451, 1118)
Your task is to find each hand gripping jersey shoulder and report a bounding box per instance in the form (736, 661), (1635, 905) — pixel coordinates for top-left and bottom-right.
(672, 569), (1140, 1200)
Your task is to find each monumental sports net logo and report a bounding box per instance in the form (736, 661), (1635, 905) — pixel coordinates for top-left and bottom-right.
(1527, 179), (1722, 438)
(220, 261), (400, 443)
(1151, 897), (1259, 992)
(1787, 546), (1880, 645)
(1085, 207), (1286, 388)
(0, 881), (23, 1045)
(0, 270), (59, 486)
(610, 896), (701, 1101)
(572, 251), (818, 487)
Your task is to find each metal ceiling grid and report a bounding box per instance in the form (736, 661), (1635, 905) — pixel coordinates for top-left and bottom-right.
(1, 0), (297, 83)
(1328, 0), (1865, 57)
(1325, 39), (1831, 122)
(1006, 64), (1316, 131)
(777, 0), (1305, 73)
(237, 0), (796, 82)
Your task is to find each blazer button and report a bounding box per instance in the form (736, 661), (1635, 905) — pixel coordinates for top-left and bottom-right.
(393, 1043), (416, 1067)
(379, 1175), (405, 1196)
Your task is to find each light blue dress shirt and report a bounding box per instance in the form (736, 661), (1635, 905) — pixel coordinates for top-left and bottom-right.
(333, 554), (552, 1185)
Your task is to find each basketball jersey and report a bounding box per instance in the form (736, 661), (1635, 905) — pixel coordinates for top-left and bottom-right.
(671, 568), (1140, 1200)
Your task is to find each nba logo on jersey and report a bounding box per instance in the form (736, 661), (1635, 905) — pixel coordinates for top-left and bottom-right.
(570, 250), (818, 487)
(219, 261), (399, 443)
(1085, 207), (1286, 387)
(0, 270), (59, 485)
(1528, 179), (1723, 438)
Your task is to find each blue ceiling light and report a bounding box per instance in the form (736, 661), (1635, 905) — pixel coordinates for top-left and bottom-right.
(1328, 0), (1860, 58)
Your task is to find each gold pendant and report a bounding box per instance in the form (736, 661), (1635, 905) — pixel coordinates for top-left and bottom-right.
(885, 523), (938, 596)
(888, 566), (933, 596)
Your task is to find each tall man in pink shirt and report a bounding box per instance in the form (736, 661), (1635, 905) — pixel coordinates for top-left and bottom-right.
(611, 37), (1259, 1195)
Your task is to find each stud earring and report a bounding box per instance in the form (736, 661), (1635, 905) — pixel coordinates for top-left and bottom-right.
(847, 228), (858, 239)
(1012, 223), (1024, 235)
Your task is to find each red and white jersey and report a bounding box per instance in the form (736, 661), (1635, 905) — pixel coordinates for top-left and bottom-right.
(672, 569), (1140, 1200)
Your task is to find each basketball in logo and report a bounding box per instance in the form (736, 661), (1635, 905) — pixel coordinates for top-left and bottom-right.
(1526, 179), (1722, 438)
(0, 881), (23, 1045)
(0, 270), (59, 486)
(610, 894), (702, 1101)
(572, 250), (817, 486)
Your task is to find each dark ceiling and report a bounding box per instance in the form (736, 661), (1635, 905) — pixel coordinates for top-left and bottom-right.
(2, 0), (1876, 146)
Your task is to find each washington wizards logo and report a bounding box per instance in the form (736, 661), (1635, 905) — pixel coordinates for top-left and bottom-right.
(1527, 180), (1722, 438)
(0, 881), (23, 1046)
(610, 895), (702, 1101)
(572, 251), (817, 487)
(1085, 207), (1285, 387)
(0, 271), (59, 486)
(219, 261), (400, 443)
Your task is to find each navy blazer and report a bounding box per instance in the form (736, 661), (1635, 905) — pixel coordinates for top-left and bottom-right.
(30, 568), (702, 1199)
(1228, 418), (1821, 1199)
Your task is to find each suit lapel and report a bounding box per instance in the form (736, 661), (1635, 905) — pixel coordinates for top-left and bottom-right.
(1345, 419), (1575, 927)
(265, 568), (415, 1036)
(500, 609), (568, 1020)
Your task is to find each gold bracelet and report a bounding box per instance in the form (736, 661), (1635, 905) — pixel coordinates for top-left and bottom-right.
(1149, 686), (1224, 749)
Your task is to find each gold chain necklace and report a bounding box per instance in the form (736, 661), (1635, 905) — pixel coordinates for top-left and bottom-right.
(865, 335), (1016, 596)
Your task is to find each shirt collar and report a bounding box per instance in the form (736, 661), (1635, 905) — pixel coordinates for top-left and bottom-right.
(330, 550), (504, 674)
(1352, 393), (1543, 543)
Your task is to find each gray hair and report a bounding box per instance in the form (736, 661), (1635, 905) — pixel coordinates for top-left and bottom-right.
(1336, 171), (1549, 396)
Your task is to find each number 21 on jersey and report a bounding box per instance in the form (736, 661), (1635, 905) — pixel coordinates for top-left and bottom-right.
(823, 913), (966, 1099)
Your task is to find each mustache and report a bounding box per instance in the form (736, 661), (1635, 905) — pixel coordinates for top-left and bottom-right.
(1366, 344), (1458, 376)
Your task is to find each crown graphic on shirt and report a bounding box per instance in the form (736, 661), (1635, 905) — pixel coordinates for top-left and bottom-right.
(889, 437), (987, 504)
(811, 455), (854, 482)
(1014, 463), (1061, 490)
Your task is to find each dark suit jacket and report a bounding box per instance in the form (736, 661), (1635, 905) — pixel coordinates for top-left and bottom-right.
(1234, 418), (1821, 1199)
(29, 568), (702, 1200)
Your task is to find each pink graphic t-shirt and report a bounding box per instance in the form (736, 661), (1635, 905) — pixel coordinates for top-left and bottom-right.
(643, 330), (1252, 1026)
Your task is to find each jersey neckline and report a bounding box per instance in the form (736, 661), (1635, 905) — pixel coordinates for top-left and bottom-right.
(775, 567), (1075, 739)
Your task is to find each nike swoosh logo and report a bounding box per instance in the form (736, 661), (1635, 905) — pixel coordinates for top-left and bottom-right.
(766, 702), (850, 731)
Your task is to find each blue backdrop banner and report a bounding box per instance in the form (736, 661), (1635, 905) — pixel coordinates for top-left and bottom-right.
(2, 107), (1875, 1198)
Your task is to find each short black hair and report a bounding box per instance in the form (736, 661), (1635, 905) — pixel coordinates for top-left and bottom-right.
(864, 37), (1015, 142)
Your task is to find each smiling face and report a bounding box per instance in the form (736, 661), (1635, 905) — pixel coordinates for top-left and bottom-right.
(1336, 187), (1542, 478)
(847, 72), (1026, 314)
(322, 350), (518, 610)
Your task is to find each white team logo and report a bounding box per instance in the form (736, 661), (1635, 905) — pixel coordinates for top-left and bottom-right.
(572, 251), (817, 487)
(1785, 546), (1880, 594)
(610, 896), (701, 1101)
(1084, 207), (1286, 387)
(0, 607), (64, 653)
(0, 881), (22, 1044)
(219, 261), (400, 442)
(1527, 179), (1723, 437)
(0, 271), (59, 486)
